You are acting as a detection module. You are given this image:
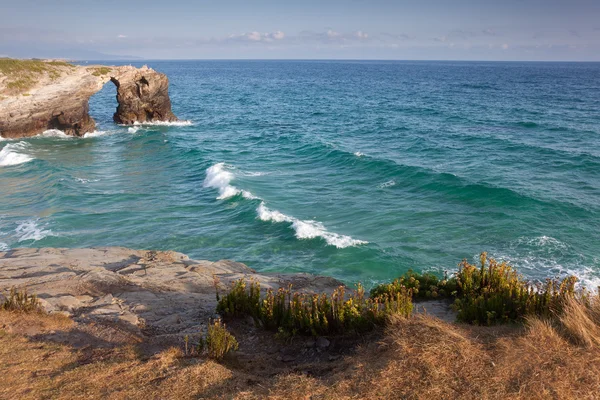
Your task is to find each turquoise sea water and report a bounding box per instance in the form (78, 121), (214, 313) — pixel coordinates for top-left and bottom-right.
(1, 60), (599, 288)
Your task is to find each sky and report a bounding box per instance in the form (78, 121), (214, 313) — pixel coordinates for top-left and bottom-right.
(1, 0), (600, 61)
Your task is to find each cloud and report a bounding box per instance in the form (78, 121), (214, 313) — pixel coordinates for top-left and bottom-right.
(227, 30), (285, 43)
(501, 43), (509, 50)
(117, 34), (127, 39)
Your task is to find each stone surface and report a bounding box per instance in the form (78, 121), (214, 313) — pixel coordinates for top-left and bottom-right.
(0, 247), (343, 338)
(112, 66), (177, 124)
(0, 64), (178, 139)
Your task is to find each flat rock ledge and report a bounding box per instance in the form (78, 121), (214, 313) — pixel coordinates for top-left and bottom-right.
(0, 247), (342, 339)
(0, 65), (177, 138)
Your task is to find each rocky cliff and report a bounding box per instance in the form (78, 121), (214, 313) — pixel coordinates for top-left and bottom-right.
(0, 247), (342, 339)
(0, 60), (178, 139)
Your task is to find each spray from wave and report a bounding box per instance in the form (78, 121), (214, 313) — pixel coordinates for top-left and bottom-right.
(0, 142), (34, 167)
(204, 163), (367, 248)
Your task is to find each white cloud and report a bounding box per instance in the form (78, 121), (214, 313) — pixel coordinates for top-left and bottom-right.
(229, 31), (286, 43)
(272, 31), (285, 40)
(117, 34), (127, 39)
(502, 43), (509, 50)
(327, 29), (340, 39)
(355, 30), (368, 39)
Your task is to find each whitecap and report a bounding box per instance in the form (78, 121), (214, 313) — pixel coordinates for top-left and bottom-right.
(0, 242), (8, 252)
(256, 202), (368, 248)
(128, 126), (140, 133)
(15, 219), (53, 242)
(354, 152), (365, 157)
(240, 170), (268, 177)
(75, 177), (100, 184)
(203, 163), (258, 200)
(83, 130), (109, 138)
(0, 142), (34, 167)
(378, 180), (396, 188)
(132, 120), (193, 126)
(40, 129), (72, 139)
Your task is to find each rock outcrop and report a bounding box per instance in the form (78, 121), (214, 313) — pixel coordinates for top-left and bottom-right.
(112, 66), (177, 124)
(0, 62), (178, 139)
(0, 247), (342, 338)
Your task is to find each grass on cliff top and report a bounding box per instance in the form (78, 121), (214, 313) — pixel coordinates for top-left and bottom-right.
(1, 297), (599, 399)
(0, 58), (73, 94)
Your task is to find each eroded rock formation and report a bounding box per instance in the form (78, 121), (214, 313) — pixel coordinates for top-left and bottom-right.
(0, 63), (178, 139)
(111, 66), (177, 124)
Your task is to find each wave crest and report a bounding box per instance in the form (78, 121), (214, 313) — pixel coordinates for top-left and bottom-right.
(257, 202), (367, 248)
(0, 142), (34, 167)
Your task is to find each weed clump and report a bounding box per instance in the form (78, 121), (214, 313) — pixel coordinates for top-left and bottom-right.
(371, 270), (457, 300)
(1, 287), (43, 313)
(217, 280), (413, 336)
(453, 252), (578, 325)
(183, 319), (239, 360)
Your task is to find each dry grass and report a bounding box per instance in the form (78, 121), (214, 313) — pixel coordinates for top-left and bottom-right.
(1, 296), (599, 399)
(0, 58), (73, 94)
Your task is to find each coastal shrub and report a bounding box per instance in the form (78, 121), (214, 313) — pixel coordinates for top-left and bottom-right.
(217, 279), (413, 336)
(370, 270), (457, 300)
(205, 319), (239, 360)
(453, 252), (578, 325)
(182, 319), (239, 360)
(1, 287), (43, 313)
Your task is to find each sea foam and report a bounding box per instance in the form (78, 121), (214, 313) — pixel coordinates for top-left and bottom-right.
(15, 219), (53, 242)
(40, 129), (72, 139)
(203, 163), (256, 200)
(83, 130), (110, 138)
(132, 120), (193, 127)
(257, 202), (368, 248)
(0, 142), (34, 167)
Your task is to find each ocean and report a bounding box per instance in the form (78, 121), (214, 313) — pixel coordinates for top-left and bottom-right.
(1, 60), (599, 288)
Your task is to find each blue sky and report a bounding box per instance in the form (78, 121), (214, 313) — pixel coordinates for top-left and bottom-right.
(1, 0), (599, 60)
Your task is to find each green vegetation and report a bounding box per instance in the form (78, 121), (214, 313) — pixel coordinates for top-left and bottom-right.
(182, 319), (239, 360)
(218, 253), (585, 332)
(371, 269), (457, 300)
(0, 58), (73, 94)
(88, 67), (112, 77)
(1, 287), (43, 313)
(452, 252), (579, 324)
(205, 319), (239, 360)
(217, 279), (413, 336)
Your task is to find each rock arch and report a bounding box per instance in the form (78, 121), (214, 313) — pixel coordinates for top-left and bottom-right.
(0, 64), (178, 139)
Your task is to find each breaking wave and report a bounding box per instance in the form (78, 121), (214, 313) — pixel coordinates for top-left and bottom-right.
(15, 219), (53, 242)
(256, 202), (368, 248)
(204, 163), (367, 248)
(0, 142), (34, 167)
